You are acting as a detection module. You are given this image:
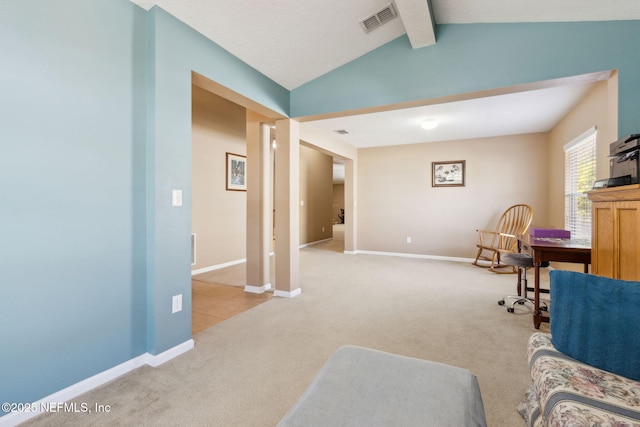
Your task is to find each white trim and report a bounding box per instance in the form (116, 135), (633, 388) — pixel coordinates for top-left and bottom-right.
(563, 126), (597, 152)
(299, 237), (332, 249)
(273, 288), (302, 298)
(354, 250), (475, 263)
(191, 253), (277, 276)
(244, 283), (272, 294)
(191, 258), (246, 276)
(144, 339), (194, 367)
(343, 250), (357, 255)
(0, 340), (194, 427)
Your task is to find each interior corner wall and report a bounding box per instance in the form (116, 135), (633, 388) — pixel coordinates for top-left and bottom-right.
(298, 124), (358, 251)
(299, 145), (334, 244)
(357, 133), (549, 258)
(146, 6), (288, 355)
(0, 0), (290, 414)
(192, 85), (247, 270)
(547, 78), (617, 231)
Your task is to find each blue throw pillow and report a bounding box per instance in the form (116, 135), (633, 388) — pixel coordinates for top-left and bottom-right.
(550, 270), (640, 381)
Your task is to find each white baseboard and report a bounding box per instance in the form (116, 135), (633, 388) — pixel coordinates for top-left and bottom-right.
(355, 250), (475, 264)
(299, 238), (332, 249)
(191, 258), (246, 276)
(244, 283), (272, 294)
(144, 339), (194, 367)
(273, 288), (302, 298)
(192, 253), (277, 277)
(0, 339), (194, 427)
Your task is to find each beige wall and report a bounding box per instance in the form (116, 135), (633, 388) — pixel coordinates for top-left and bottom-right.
(192, 87), (337, 271)
(547, 77), (618, 230)
(192, 85), (247, 270)
(357, 133), (550, 258)
(545, 76), (617, 272)
(191, 77), (618, 266)
(299, 145), (334, 244)
(300, 124), (358, 252)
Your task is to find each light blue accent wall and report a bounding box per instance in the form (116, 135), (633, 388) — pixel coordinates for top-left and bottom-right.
(144, 8), (289, 353)
(0, 0), (288, 414)
(291, 21), (640, 137)
(0, 0), (149, 407)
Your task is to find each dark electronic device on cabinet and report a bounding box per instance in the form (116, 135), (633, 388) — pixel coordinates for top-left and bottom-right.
(608, 134), (640, 187)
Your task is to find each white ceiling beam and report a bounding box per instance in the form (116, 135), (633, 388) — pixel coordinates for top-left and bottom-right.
(394, 0), (436, 48)
(129, 1), (157, 10)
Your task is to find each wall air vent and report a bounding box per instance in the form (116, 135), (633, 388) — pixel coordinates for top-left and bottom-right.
(360, 4), (398, 33)
(191, 233), (196, 265)
(334, 129), (350, 135)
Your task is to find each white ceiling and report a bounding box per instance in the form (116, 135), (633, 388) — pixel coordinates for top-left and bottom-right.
(130, 0), (638, 149)
(310, 80), (602, 148)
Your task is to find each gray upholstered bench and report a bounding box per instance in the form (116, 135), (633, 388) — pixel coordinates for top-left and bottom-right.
(278, 345), (487, 427)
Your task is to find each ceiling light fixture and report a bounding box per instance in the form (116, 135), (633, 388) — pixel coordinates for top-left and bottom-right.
(420, 119), (438, 130)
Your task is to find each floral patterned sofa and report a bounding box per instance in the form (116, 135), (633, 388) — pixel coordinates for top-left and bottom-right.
(517, 271), (640, 427)
(517, 332), (640, 426)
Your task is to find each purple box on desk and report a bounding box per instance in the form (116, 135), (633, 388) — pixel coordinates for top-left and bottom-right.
(530, 228), (571, 238)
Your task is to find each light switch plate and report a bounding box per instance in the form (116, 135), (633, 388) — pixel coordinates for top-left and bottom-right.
(172, 189), (182, 207)
(172, 294), (182, 313)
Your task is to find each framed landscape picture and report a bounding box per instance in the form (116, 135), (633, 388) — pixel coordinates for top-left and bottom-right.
(226, 152), (247, 191)
(432, 160), (465, 187)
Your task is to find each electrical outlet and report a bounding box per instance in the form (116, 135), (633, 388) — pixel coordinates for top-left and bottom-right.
(322, 227), (325, 233)
(172, 294), (182, 313)
(406, 236), (412, 243)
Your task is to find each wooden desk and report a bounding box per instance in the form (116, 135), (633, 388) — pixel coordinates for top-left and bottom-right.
(518, 236), (591, 329)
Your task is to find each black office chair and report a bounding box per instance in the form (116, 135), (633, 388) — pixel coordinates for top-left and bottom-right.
(498, 253), (549, 313)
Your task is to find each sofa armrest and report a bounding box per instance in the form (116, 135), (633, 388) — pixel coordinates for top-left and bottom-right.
(521, 333), (640, 427)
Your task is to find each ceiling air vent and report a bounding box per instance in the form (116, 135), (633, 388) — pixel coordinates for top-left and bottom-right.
(334, 129), (350, 135)
(360, 4), (398, 33)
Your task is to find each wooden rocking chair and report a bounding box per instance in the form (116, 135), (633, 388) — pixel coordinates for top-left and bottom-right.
(472, 204), (533, 273)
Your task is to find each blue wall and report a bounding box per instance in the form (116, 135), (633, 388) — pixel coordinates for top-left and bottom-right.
(144, 7), (289, 353)
(0, 0), (288, 414)
(0, 0), (148, 407)
(291, 21), (640, 137)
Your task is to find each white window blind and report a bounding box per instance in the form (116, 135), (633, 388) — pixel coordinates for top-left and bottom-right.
(564, 127), (597, 241)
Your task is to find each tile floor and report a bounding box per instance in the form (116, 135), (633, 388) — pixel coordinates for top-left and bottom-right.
(191, 280), (272, 334)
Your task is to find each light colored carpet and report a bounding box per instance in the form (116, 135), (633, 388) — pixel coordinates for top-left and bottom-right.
(22, 237), (550, 427)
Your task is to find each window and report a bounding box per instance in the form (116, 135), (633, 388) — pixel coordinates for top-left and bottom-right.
(564, 128), (597, 241)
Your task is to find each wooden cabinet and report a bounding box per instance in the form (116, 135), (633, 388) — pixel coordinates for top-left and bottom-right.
(587, 184), (640, 280)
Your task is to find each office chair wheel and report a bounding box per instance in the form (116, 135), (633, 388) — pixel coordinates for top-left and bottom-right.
(498, 300), (505, 306)
(517, 300), (526, 305)
(507, 307), (515, 313)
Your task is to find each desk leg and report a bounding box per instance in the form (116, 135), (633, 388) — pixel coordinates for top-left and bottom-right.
(533, 263), (542, 329)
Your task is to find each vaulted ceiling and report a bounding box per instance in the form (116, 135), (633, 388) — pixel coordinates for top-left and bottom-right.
(130, 0), (639, 148)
